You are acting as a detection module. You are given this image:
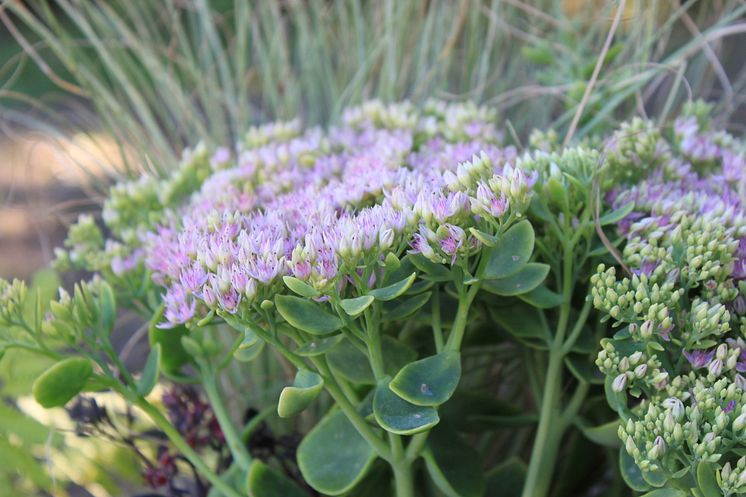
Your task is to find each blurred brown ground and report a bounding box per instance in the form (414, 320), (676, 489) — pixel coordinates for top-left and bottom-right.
(0, 133), (121, 279)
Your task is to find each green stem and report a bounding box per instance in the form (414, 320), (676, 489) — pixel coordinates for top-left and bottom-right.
(521, 349), (563, 497)
(561, 382), (590, 430)
(314, 357), (392, 460)
(201, 369), (252, 470)
(561, 299), (593, 354)
(405, 432), (430, 463)
(134, 397), (244, 497)
(432, 287), (443, 352)
(521, 243), (575, 497)
(389, 433), (415, 497)
(445, 283), (480, 351)
(364, 306), (385, 379)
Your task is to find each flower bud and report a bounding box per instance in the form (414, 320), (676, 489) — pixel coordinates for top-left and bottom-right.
(717, 343), (729, 360)
(634, 364), (648, 378)
(673, 424), (684, 443)
(722, 462), (732, 481)
(649, 436), (666, 459)
(625, 436), (636, 455)
(640, 320), (654, 338)
(733, 413), (746, 436)
(737, 374), (746, 391)
(612, 373), (628, 393)
(629, 351), (643, 365)
(619, 357), (630, 373)
(709, 358), (724, 377)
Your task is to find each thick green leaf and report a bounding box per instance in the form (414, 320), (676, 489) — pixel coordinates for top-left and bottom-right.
(0, 403), (60, 445)
(33, 357), (92, 408)
(149, 305), (191, 373)
(487, 303), (548, 349)
(441, 391), (534, 430)
(137, 344), (161, 397)
(640, 490), (686, 497)
(482, 263), (550, 297)
(234, 339), (265, 362)
(296, 334), (344, 356)
(239, 328), (259, 349)
(482, 220), (535, 279)
(469, 227), (497, 247)
(384, 252), (401, 272)
(278, 370), (324, 418)
(247, 460), (307, 497)
(604, 375), (628, 414)
(517, 285), (564, 309)
(340, 295), (375, 316)
(369, 273), (416, 301)
(408, 254), (451, 281)
(373, 379), (439, 435)
(298, 409), (377, 495)
(389, 351), (460, 407)
(696, 461), (721, 497)
(485, 457), (526, 497)
(619, 448), (651, 492)
(382, 292), (432, 322)
(275, 295), (344, 335)
(642, 467), (668, 488)
(565, 355), (604, 385)
(423, 425), (485, 497)
(283, 276), (320, 298)
(599, 201), (635, 226)
(327, 337), (416, 384)
(578, 419), (620, 448)
(97, 281), (116, 337)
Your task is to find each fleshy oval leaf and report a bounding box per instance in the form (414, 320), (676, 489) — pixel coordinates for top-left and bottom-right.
(149, 304), (191, 373)
(696, 461), (721, 497)
(297, 409), (377, 495)
(482, 220), (535, 279)
(97, 281), (116, 337)
(373, 378), (439, 435)
(619, 448), (651, 492)
(234, 338), (265, 362)
(423, 426), (485, 497)
(283, 276), (320, 298)
(296, 334), (344, 357)
(369, 273), (416, 301)
(389, 351), (461, 406)
(137, 343), (161, 397)
(239, 328), (259, 349)
(327, 337), (416, 385)
(599, 201), (635, 226)
(482, 263), (549, 296)
(517, 285), (564, 309)
(33, 357), (93, 408)
(275, 295), (344, 335)
(408, 254), (451, 281)
(382, 291), (432, 322)
(340, 295), (375, 316)
(278, 369), (324, 418)
(640, 490), (686, 497)
(246, 460), (307, 497)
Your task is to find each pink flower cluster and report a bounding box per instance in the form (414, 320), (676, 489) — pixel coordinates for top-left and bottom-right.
(134, 102), (535, 328)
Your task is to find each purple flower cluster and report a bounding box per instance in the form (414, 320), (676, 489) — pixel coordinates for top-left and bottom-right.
(125, 102), (534, 328)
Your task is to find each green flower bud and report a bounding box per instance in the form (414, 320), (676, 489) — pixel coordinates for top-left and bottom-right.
(612, 373), (628, 393)
(634, 364), (648, 378)
(734, 412), (746, 434)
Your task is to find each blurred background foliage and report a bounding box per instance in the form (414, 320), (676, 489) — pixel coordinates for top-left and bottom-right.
(0, 1), (745, 496)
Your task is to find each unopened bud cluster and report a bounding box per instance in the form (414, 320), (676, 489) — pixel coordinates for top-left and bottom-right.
(594, 104), (746, 492)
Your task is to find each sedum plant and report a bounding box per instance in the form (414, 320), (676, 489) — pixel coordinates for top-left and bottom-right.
(3, 98), (743, 497)
(594, 102), (746, 496)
